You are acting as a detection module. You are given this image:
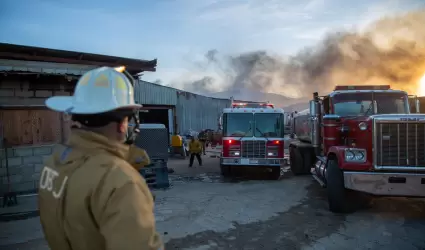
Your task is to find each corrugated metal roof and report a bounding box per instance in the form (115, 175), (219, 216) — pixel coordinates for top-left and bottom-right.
(0, 59), (97, 76)
(176, 92), (230, 133)
(134, 80), (178, 105)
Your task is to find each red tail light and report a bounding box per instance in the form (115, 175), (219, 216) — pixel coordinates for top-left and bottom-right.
(222, 139), (241, 157)
(266, 140), (284, 158)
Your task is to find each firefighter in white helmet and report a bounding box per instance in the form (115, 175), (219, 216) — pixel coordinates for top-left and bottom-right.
(38, 67), (163, 250)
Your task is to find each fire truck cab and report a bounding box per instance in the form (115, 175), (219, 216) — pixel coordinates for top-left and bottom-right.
(289, 85), (425, 213)
(219, 101), (286, 179)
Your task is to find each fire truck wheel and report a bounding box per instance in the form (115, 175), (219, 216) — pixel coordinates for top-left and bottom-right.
(326, 158), (364, 213)
(326, 159), (349, 213)
(289, 147), (309, 175)
(220, 164), (231, 176)
(268, 167), (281, 180)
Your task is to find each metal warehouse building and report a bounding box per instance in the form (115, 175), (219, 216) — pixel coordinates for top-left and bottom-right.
(135, 80), (230, 136)
(0, 43), (230, 196)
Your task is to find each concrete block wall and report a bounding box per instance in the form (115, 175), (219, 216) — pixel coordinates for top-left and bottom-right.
(0, 79), (73, 106)
(0, 144), (54, 195)
(0, 76), (76, 195)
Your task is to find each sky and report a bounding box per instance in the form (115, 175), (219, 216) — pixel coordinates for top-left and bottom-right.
(1, 0), (424, 90)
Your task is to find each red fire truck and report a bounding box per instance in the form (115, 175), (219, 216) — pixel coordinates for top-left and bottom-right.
(289, 85), (425, 213)
(219, 101), (286, 179)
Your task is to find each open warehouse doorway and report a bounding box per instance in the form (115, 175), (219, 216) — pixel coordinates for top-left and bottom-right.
(139, 105), (176, 144)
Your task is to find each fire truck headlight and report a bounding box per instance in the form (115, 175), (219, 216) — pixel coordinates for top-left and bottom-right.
(358, 122), (368, 131)
(267, 152), (276, 156)
(345, 151), (355, 161)
(344, 149), (366, 163)
(232, 151), (240, 156)
(354, 151), (365, 161)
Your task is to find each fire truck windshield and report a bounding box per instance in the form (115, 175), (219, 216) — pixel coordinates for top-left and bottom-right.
(254, 113), (284, 137)
(333, 92), (408, 116)
(223, 113), (254, 137)
(223, 113), (284, 137)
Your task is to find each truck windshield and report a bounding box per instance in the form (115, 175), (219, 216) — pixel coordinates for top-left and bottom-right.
(254, 113), (284, 137)
(333, 92), (408, 116)
(223, 113), (253, 137)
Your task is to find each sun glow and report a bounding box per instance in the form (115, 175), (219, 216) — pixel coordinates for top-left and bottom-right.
(419, 74), (425, 96)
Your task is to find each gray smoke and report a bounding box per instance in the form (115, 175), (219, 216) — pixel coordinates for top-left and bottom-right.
(228, 51), (285, 91)
(181, 9), (425, 98)
(190, 76), (216, 94)
(205, 49), (219, 64)
(172, 76), (216, 94)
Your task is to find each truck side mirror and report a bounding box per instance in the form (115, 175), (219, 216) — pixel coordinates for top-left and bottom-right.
(416, 99), (420, 113)
(218, 114), (223, 130)
(373, 100), (378, 114)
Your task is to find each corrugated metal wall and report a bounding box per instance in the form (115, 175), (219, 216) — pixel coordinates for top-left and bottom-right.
(134, 80), (178, 105)
(176, 91), (230, 133)
(134, 80), (231, 133)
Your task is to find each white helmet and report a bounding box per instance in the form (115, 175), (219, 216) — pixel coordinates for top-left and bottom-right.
(45, 67), (142, 114)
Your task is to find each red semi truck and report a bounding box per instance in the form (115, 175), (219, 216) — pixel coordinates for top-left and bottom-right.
(289, 85), (425, 213)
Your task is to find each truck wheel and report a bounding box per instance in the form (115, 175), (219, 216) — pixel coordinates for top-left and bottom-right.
(326, 158), (367, 213)
(220, 164), (231, 176)
(302, 148), (314, 173)
(290, 147), (309, 175)
(268, 167), (281, 180)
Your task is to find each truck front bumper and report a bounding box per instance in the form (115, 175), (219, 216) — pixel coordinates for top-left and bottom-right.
(344, 171), (425, 197)
(221, 158), (283, 166)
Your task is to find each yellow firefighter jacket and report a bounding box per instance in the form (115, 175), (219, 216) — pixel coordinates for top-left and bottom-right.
(189, 139), (202, 154)
(38, 129), (163, 250)
(128, 144), (151, 169)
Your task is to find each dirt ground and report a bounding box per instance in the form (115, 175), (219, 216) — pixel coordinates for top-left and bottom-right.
(1, 154), (425, 250)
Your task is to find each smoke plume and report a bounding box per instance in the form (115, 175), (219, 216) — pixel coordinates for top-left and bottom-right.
(181, 9), (425, 98)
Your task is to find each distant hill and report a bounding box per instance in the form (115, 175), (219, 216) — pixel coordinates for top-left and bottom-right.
(207, 89), (308, 112)
(282, 102), (309, 112)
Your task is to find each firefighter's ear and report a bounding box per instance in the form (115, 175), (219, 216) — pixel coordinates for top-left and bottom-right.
(118, 117), (129, 133)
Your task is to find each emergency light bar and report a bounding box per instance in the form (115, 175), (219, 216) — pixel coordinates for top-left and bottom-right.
(231, 102), (275, 108)
(334, 85), (391, 91)
(232, 102), (247, 107)
(262, 103), (275, 108)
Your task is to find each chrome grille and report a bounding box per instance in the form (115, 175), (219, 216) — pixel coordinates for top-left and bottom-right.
(375, 122), (425, 167)
(241, 140), (266, 158)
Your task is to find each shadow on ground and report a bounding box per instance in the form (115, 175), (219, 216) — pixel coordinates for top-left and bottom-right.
(0, 210), (40, 222)
(165, 180), (425, 250)
(168, 165), (292, 185)
(165, 181), (345, 249)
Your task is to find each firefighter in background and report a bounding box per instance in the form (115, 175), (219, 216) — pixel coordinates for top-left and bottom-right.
(198, 129), (207, 155)
(188, 135), (203, 167)
(38, 67), (163, 250)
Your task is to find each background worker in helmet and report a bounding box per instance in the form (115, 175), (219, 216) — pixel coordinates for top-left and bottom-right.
(198, 129), (207, 155)
(188, 135), (203, 167)
(38, 67), (163, 250)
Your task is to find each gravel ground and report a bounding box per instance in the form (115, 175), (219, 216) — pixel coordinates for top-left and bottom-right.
(1, 154), (424, 250)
